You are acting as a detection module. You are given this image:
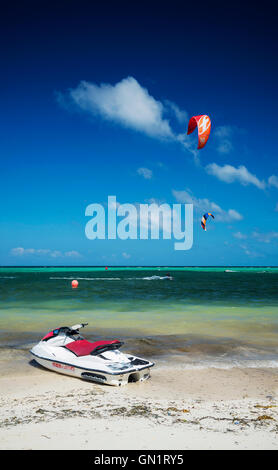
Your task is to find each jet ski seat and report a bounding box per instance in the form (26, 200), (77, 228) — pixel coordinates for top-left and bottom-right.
(64, 339), (123, 357)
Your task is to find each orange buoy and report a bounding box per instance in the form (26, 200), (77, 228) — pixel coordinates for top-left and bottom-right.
(105, 266), (108, 270)
(71, 280), (78, 288)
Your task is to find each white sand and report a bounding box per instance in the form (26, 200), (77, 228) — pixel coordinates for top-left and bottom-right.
(0, 363), (278, 450)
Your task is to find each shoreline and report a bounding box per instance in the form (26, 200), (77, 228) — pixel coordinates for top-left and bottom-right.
(0, 363), (278, 450)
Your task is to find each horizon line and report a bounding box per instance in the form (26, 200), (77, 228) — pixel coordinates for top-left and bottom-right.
(1, 265), (277, 269)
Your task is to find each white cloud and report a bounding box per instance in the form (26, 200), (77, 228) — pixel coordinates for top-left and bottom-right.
(268, 175), (278, 189)
(214, 126), (233, 139)
(59, 76), (199, 159)
(233, 231), (247, 240)
(11, 247), (51, 256)
(175, 132), (199, 163)
(232, 231), (278, 244)
(11, 247), (33, 256)
(137, 167), (153, 179)
(50, 250), (63, 258)
(239, 244), (264, 258)
(227, 209), (243, 221)
(205, 163), (266, 190)
(216, 140), (233, 154)
(122, 252), (131, 259)
(252, 231), (278, 243)
(103, 198), (172, 239)
(172, 189), (243, 222)
(135, 202), (172, 237)
(64, 250), (82, 257)
(214, 125), (234, 154)
(11, 247), (82, 258)
(66, 76), (175, 140)
(163, 99), (188, 124)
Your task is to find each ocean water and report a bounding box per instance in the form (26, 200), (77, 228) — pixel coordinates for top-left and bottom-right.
(1, 266), (278, 370)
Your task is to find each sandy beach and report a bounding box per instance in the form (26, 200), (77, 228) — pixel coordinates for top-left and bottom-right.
(1, 268), (278, 451)
(1, 360), (278, 450)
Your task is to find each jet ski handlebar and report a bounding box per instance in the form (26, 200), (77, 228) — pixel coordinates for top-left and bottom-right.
(70, 323), (88, 331)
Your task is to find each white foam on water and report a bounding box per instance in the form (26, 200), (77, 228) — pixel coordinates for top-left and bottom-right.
(49, 276), (172, 281)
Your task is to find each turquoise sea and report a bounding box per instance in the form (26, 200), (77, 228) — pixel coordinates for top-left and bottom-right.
(1, 266), (278, 370)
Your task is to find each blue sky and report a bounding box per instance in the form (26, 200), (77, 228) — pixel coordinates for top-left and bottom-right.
(0, 0), (277, 266)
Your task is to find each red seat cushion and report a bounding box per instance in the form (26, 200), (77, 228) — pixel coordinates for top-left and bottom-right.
(64, 339), (122, 357)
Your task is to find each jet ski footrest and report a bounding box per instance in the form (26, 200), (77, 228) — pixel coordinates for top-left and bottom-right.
(64, 339), (123, 357)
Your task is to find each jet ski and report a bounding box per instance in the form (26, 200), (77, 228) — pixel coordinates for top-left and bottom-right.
(30, 323), (154, 386)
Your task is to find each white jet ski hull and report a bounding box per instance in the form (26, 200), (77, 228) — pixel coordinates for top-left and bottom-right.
(30, 350), (153, 386)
